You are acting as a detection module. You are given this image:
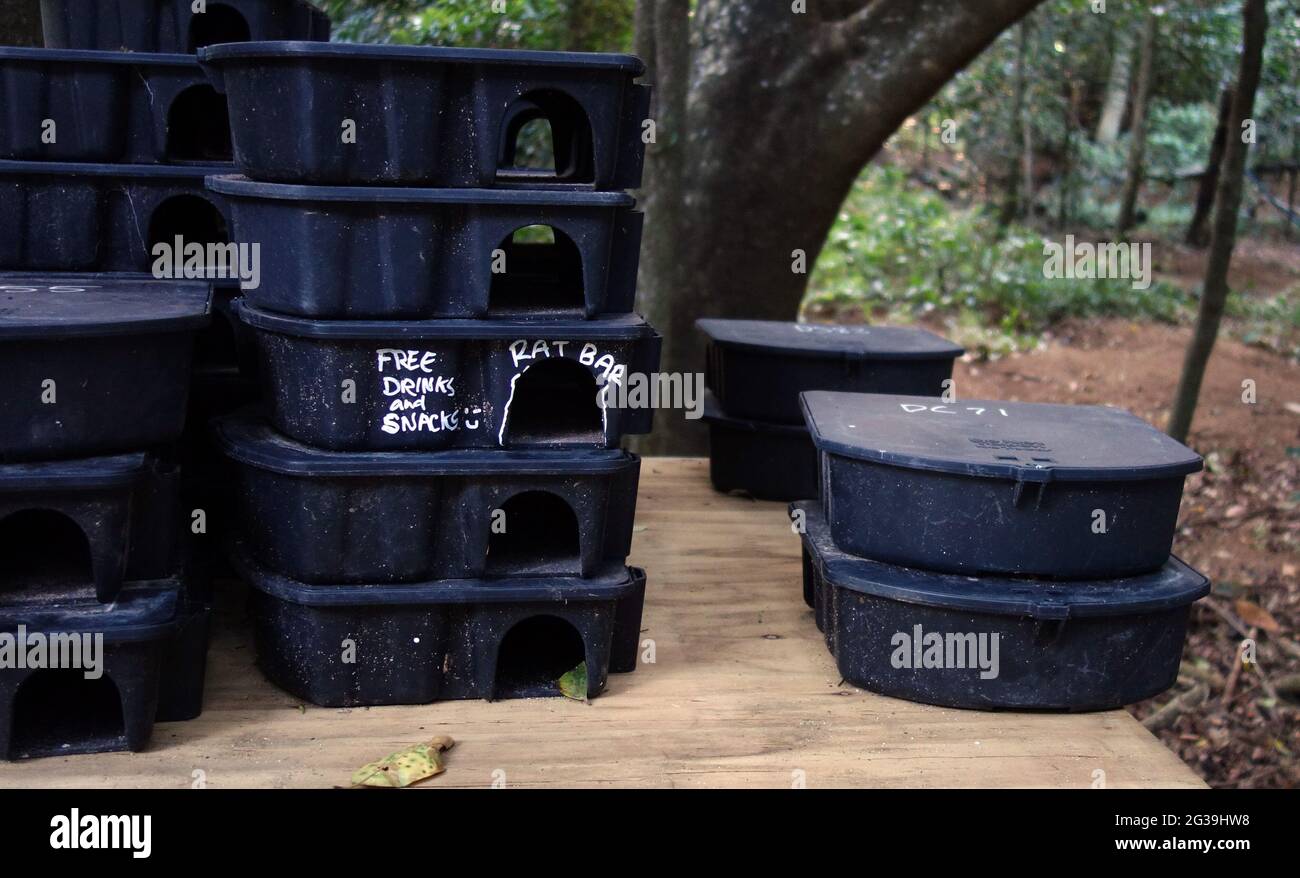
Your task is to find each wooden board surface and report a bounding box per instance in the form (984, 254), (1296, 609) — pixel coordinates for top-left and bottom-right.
(0, 458), (1204, 789)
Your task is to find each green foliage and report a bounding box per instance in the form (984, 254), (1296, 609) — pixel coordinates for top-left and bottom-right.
(1225, 287), (1300, 359)
(319, 0), (634, 51)
(930, 0), (1299, 224)
(1146, 102), (1221, 176)
(806, 168), (1190, 350)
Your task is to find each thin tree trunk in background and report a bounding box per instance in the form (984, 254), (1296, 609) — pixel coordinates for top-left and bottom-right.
(1096, 30), (1133, 144)
(1287, 169), (1297, 241)
(1168, 0), (1268, 444)
(0, 0), (44, 46)
(1116, 11), (1157, 236)
(921, 113), (931, 171)
(1186, 85), (1235, 247)
(1021, 77), (1035, 220)
(1059, 81), (1080, 228)
(1000, 20), (1031, 225)
(1287, 127), (1298, 240)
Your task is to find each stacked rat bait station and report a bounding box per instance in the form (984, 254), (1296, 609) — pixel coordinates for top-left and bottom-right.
(793, 392), (1209, 711)
(0, 0), (327, 759)
(697, 319), (963, 501)
(200, 34), (660, 705)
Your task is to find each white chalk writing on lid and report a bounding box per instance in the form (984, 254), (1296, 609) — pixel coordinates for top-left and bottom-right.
(899, 404), (1010, 417)
(508, 339), (623, 383)
(376, 349), (482, 435)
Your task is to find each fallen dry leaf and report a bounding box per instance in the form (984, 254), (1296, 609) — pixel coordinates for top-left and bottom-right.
(1234, 600), (1281, 634)
(351, 736), (455, 788)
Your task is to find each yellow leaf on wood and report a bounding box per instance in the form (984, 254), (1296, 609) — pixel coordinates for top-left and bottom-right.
(351, 736), (455, 788)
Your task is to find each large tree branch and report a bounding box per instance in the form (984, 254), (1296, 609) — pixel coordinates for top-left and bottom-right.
(636, 0), (1047, 453)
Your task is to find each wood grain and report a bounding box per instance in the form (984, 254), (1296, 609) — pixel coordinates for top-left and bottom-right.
(0, 458), (1204, 789)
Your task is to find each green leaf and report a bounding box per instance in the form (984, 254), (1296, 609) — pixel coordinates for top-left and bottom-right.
(557, 662), (589, 701)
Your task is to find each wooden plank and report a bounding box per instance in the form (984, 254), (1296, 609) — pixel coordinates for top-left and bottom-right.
(0, 458), (1204, 789)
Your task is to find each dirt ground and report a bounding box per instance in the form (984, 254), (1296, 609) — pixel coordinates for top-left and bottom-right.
(953, 318), (1300, 788)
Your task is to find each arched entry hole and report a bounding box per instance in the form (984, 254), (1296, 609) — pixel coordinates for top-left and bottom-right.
(147, 194), (230, 263)
(488, 224), (585, 315)
(12, 671), (125, 758)
(0, 510), (95, 602)
(503, 358), (602, 445)
(188, 3), (252, 50)
(497, 90), (594, 184)
(486, 491), (581, 576)
(494, 616), (586, 699)
(166, 84), (232, 161)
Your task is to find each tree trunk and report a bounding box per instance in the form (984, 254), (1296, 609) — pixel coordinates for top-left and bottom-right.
(1286, 123), (1298, 241)
(1287, 169), (1297, 241)
(1167, 0), (1269, 445)
(1000, 20), (1032, 226)
(1116, 11), (1157, 236)
(920, 113), (931, 172)
(1021, 116), (1034, 221)
(1185, 85), (1234, 247)
(1095, 30), (1133, 144)
(636, 0), (1048, 453)
(0, 0), (44, 46)
(1059, 81), (1080, 228)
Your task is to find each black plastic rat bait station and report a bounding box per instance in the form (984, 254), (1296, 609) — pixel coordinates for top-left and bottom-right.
(192, 13), (660, 707)
(0, 280), (214, 756)
(699, 320), (964, 425)
(701, 394), (819, 502)
(237, 303), (661, 452)
(0, 0), (272, 760)
(791, 502), (1208, 712)
(697, 320), (963, 502)
(801, 392), (1204, 580)
(0, 161), (232, 273)
(0, 48), (234, 164)
(0, 370), (212, 759)
(0, 452), (191, 603)
(0, 276), (211, 461)
(216, 417), (641, 584)
(790, 390), (1209, 712)
(208, 177), (642, 319)
(198, 42), (649, 189)
(39, 0), (331, 53)
(0, 583), (210, 759)
(235, 550), (647, 707)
